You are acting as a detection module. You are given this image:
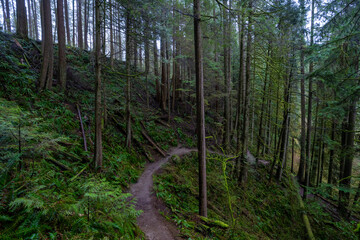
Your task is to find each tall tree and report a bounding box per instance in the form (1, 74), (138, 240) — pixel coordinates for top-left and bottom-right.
(5, 0), (10, 32)
(26, 0), (32, 37)
(110, 0), (114, 68)
(72, 0), (75, 45)
(239, 0), (253, 185)
(154, 37), (160, 102)
(144, 22), (150, 108)
(304, 0), (315, 199)
(39, 0), (53, 90)
(77, 0), (83, 49)
(297, 0), (307, 183)
(1, 0), (7, 31)
(16, 0), (28, 37)
(194, 0), (207, 217)
(125, 7), (132, 148)
(222, 0), (231, 150)
(236, 10), (245, 171)
(94, 0), (102, 170)
(64, 0), (70, 44)
(160, 32), (167, 110)
(31, 0), (38, 39)
(57, 0), (66, 90)
(83, 0), (88, 49)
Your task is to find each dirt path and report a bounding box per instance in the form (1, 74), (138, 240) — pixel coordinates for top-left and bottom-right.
(130, 147), (263, 239)
(130, 147), (196, 240)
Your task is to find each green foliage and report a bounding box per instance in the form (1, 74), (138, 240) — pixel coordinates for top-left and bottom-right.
(2, 174), (142, 239)
(0, 32), (148, 239)
(143, 120), (178, 150)
(154, 152), (355, 239)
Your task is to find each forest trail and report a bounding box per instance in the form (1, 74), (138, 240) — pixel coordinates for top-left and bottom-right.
(130, 147), (260, 239)
(130, 147), (196, 240)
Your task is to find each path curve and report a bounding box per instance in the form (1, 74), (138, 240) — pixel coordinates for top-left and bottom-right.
(130, 147), (196, 240)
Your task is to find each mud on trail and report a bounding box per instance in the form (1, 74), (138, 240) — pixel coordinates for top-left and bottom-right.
(130, 147), (196, 240)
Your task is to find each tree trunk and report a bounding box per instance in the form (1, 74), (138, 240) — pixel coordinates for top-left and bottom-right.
(72, 0), (75, 45)
(174, 17), (181, 111)
(265, 74), (272, 155)
(297, 1), (307, 182)
(26, 0), (32, 38)
(275, 68), (292, 181)
(318, 127), (326, 186)
(52, 0), (57, 42)
(39, 0), (53, 90)
(64, 0), (70, 44)
(16, 0), (28, 38)
(94, 0), (102, 170)
(222, 0), (231, 150)
(118, 10), (122, 61)
(235, 12), (245, 170)
(239, 0), (252, 185)
(304, 0), (315, 200)
(144, 23), (150, 108)
(291, 138), (295, 173)
(328, 119), (336, 184)
(1, 0), (5, 31)
(161, 34), (167, 110)
(310, 102), (319, 185)
(110, 0), (114, 68)
(101, 0), (106, 55)
(57, 0), (66, 90)
(256, 43), (270, 158)
(339, 101), (357, 217)
(5, 0), (10, 32)
(154, 38), (160, 102)
(83, 0), (88, 49)
(32, 0), (38, 39)
(194, 0), (207, 217)
(125, 9), (132, 149)
(77, 0), (83, 49)
(166, 37), (170, 120)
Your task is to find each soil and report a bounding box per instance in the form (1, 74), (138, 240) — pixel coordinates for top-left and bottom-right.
(130, 147), (196, 240)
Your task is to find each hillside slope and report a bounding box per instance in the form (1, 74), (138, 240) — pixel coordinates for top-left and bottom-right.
(0, 32), (357, 239)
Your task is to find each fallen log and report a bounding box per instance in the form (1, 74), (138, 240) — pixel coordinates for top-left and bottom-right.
(198, 216), (229, 229)
(77, 104), (88, 151)
(45, 156), (73, 172)
(139, 126), (166, 157)
(155, 118), (171, 128)
(109, 114), (154, 161)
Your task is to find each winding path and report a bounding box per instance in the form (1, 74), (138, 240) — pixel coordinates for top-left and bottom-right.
(130, 147), (196, 240)
(130, 147), (264, 239)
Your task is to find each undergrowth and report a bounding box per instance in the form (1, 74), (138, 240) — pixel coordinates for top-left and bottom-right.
(154, 153), (357, 239)
(0, 31), (177, 239)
